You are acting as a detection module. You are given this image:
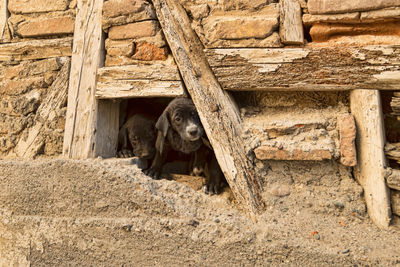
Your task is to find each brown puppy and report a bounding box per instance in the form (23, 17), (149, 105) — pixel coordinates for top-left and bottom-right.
(117, 114), (156, 168)
(143, 98), (204, 179)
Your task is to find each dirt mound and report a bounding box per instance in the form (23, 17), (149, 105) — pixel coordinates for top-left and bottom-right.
(0, 158), (399, 266)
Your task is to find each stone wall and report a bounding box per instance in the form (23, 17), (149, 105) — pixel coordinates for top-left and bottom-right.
(0, 0), (74, 158)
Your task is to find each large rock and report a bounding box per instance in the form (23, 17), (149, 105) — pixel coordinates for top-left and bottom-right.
(103, 0), (148, 18)
(108, 21), (159, 40)
(16, 16), (74, 37)
(308, 0), (400, 14)
(8, 0), (69, 14)
(309, 21), (400, 42)
(202, 5), (280, 48)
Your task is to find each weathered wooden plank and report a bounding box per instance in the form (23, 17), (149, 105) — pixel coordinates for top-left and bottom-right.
(0, 37), (72, 61)
(205, 47), (400, 91)
(96, 64), (185, 99)
(350, 89), (391, 228)
(386, 168), (400, 190)
(385, 142), (400, 164)
(0, 0), (9, 42)
(279, 0), (304, 45)
(153, 0), (264, 214)
(63, 0), (119, 159)
(96, 80), (185, 99)
(97, 64), (181, 81)
(14, 59), (70, 158)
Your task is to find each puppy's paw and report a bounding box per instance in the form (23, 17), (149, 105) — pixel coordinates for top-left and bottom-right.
(118, 149), (134, 158)
(143, 167), (161, 180)
(203, 181), (221, 195)
(191, 166), (205, 177)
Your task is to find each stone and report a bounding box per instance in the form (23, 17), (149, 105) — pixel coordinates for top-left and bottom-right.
(17, 16), (74, 38)
(360, 7), (400, 21)
(108, 20), (158, 40)
(391, 189), (400, 216)
(102, 5), (156, 30)
(0, 77), (46, 96)
(308, 0), (400, 15)
(254, 145), (332, 161)
(270, 184), (291, 197)
(189, 4), (209, 20)
(309, 21), (400, 42)
(8, 0), (69, 14)
(302, 12), (360, 25)
(204, 13), (278, 40)
(4, 58), (60, 79)
(338, 114), (357, 167)
(103, 0), (148, 18)
(106, 40), (136, 57)
(131, 42), (168, 61)
(105, 30), (166, 49)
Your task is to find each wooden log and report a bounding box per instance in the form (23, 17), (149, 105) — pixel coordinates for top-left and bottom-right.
(385, 142), (400, 164)
(205, 47), (400, 91)
(386, 168), (400, 191)
(63, 0), (119, 159)
(279, 0), (304, 45)
(96, 64), (185, 99)
(153, 0), (264, 214)
(0, 37), (72, 61)
(350, 89), (391, 228)
(14, 59), (71, 158)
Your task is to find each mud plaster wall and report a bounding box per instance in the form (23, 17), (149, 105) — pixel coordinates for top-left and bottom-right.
(0, 0), (75, 158)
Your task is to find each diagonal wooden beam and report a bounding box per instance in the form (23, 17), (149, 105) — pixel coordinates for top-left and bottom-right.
(152, 0), (264, 214)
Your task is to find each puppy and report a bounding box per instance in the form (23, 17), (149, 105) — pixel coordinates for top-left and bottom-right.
(117, 114), (156, 168)
(143, 98), (204, 179)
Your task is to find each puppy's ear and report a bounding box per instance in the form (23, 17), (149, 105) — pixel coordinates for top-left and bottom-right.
(155, 110), (170, 154)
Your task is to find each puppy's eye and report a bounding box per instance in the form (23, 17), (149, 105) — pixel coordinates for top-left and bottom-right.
(175, 116), (181, 122)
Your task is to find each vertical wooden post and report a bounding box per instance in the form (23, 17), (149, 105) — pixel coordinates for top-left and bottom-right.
(0, 0), (9, 42)
(279, 0), (304, 45)
(350, 90), (391, 228)
(63, 0), (119, 159)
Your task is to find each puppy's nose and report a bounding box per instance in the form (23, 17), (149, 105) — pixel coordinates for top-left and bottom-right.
(188, 128), (198, 136)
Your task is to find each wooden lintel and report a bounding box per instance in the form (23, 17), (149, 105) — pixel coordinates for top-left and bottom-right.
(350, 89), (391, 228)
(205, 47), (400, 91)
(63, 0), (119, 159)
(96, 64), (185, 99)
(153, 0), (264, 214)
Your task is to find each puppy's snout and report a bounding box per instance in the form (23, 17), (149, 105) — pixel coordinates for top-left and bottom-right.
(188, 127), (199, 137)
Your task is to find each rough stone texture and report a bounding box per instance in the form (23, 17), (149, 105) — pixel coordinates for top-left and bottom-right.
(108, 20), (159, 40)
(338, 114), (357, 167)
(254, 145), (333, 161)
(392, 189), (400, 216)
(8, 0), (69, 14)
(0, 57), (67, 158)
(131, 41), (168, 61)
(303, 12), (361, 25)
(360, 7), (400, 21)
(309, 21), (400, 43)
(1, 159), (398, 266)
(308, 0), (400, 15)
(201, 5), (280, 48)
(16, 16), (74, 38)
(103, 0), (148, 18)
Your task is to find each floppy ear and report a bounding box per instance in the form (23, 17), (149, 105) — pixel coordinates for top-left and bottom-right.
(155, 110), (170, 154)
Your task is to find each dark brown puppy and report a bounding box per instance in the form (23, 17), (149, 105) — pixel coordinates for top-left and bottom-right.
(117, 114), (157, 167)
(143, 98), (204, 179)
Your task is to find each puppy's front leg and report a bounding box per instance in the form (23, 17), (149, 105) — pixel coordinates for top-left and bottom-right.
(143, 131), (167, 179)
